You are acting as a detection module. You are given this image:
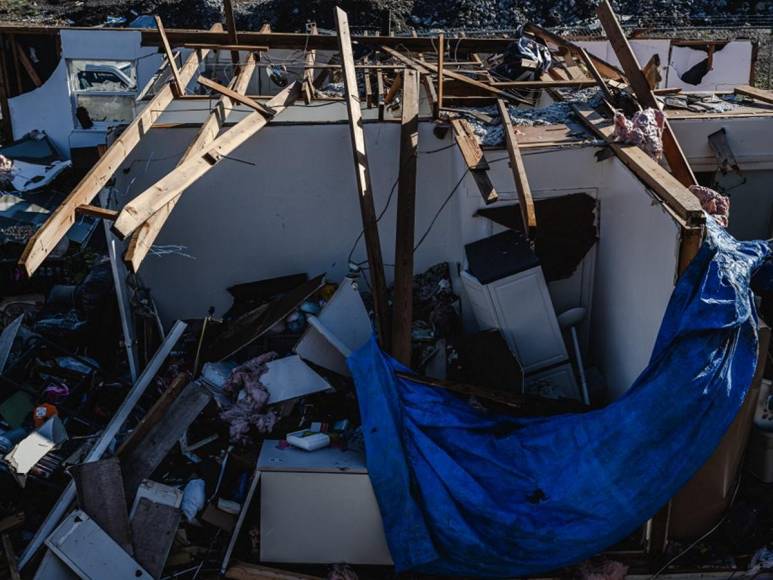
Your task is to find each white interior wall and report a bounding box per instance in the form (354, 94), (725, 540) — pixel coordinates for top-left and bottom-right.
(667, 42), (753, 92)
(8, 29), (162, 158)
(112, 121), (681, 398)
(575, 39), (753, 92)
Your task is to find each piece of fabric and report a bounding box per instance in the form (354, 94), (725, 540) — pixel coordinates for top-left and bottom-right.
(613, 108), (665, 160)
(348, 221), (770, 577)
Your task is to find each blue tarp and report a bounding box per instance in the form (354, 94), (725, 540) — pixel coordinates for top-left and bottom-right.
(348, 222), (771, 577)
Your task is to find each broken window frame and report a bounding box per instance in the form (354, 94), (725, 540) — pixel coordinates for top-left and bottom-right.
(66, 58), (140, 130)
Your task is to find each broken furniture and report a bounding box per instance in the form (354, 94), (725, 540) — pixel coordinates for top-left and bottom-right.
(461, 230), (579, 400)
(256, 440), (392, 566)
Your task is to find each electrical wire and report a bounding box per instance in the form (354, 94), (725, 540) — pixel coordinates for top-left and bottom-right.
(649, 473), (744, 580)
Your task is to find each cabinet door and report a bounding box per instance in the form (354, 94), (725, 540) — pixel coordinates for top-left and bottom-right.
(489, 268), (568, 372)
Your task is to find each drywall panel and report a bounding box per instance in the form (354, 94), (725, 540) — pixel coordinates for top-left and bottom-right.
(667, 42), (753, 92)
(576, 39), (670, 88)
(591, 157), (681, 399)
(9, 30), (162, 158)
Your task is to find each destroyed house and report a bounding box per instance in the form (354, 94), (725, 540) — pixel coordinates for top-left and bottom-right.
(0, 2), (772, 578)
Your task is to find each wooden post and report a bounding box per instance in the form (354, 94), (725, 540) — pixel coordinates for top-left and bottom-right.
(435, 33), (444, 117)
(596, 0), (696, 188)
(391, 69), (420, 365)
(497, 99), (536, 239)
(155, 16), (183, 96)
(335, 7), (390, 345)
(302, 23), (318, 104)
(222, 0), (240, 64)
(0, 33), (14, 142)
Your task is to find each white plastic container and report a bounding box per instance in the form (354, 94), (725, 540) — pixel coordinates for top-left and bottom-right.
(287, 430), (331, 451)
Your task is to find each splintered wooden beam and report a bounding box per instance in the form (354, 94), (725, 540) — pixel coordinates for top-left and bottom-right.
(75, 204), (119, 221)
(124, 53), (258, 271)
(577, 47), (613, 102)
(335, 7), (390, 345)
(450, 118), (497, 204)
(197, 74), (275, 117)
(302, 23), (318, 104)
(114, 81), (300, 240)
(391, 69), (420, 365)
(574, 106), (704, 227)
(436, 32), (444, 116)
(381, 45), (531, 106)
(497, 99), (536, 238)
(596, 0), (696, 188)
(490, 79), (598, 89)
(155, 16), (183, 96)
(735, 84), (773, 105)
(18, 40), (214, 277)
(222, 0), (240, 63)
(14, 40), (41, 87)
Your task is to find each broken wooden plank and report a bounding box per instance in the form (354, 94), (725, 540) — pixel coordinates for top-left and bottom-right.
(226, 562), (323, 580)
(450, 118), (497, 204)
(117, 373), (189, 458)
(381, 45), (530, 106)
(124, 53), (257, 271)
(222, 0), (240, 63)
(302, 23), (318, 104)
(75, 204), (118, 221)
(113, 81), (300, 239)
(70, 458), (133, 556)
(735, 84), (773, 105)
(182, 43), (268, 52)
(391, 69), (420, 366)
(574, 106), (704, 227)
(596, 0), (696, 188)
(335, 7), (390, 345)
(497, 99), (536, 238)
(207, 275), (325, 362)
(121, 380), (212, 501)
(577, 47), (614, 103)
(436, 32), (444, 116)
(155, 16), (183, 96)
(17, 32), (216, 277)
(197, 74), (275, 117)
(14, 39), (41, 87)
(130, 498), (180, 579)
(491, 79), (598, 89)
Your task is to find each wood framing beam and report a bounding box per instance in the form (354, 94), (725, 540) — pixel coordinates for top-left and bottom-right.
(497, 99), (536, 239)
(491, 79), (597, 89)
(596, 0), (696, 188)
(302, 23), (318, 104)
(124, 53), (258, 271)
(335, 7), (390, 345)
(574, 106), (704, 227)
(75, 204), (118, 221)
(18, 42), (211, 277)
(14, 40), (41, 87)
(391, 69), (419, 365)
(577, 47), (614, 102)
(381, 45), (531, 106)
(436, 33), (444, 117)
(155, 16), (183, 96)
(735, 84), (773, 105)
(451, 118), (497, 204)
(182, 43), (268, 52)
(0, 33), (14, 142)
(222, 0), (240, 63)
(197, 75), (275, 117)
(114, 81), (300, 239)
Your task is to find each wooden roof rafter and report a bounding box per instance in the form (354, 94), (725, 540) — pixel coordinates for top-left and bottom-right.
(124, 52), (259, 272)
(17, 24), (223, 277)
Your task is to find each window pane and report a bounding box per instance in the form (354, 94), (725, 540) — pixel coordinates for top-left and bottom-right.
(76, 94), (135, 124)
(69, 60), (137, 92)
